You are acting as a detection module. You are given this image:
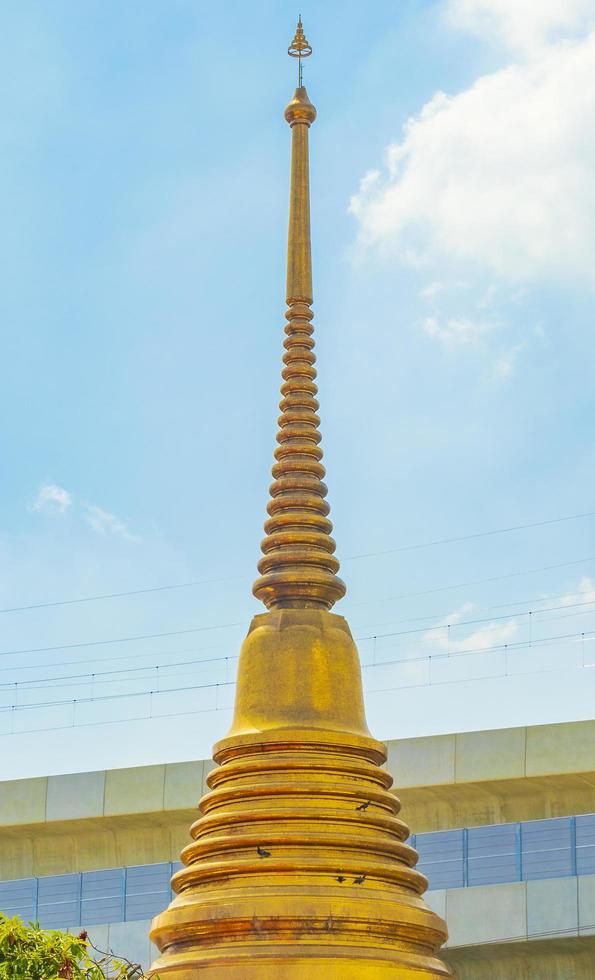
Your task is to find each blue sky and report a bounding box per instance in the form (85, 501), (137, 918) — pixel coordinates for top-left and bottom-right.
(2, 0), (595, 777)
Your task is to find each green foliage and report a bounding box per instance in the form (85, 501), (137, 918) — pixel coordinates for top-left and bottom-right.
(0, 914), (149, 979)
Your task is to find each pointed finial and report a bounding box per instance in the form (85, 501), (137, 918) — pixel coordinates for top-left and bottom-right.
(288, 16), (312, 58)
(288, 16), (312, 87)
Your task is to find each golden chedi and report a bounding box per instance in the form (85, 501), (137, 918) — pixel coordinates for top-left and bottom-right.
(149, 20), (453, 979)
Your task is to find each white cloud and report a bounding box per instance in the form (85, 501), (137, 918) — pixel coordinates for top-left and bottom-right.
(350, 22), (595, 284)
(420, 279), (470, 300)
(84, 504), (141, 544)
(450, 618), (519, 652)
(493, 340), (528, 379)
(420, 280), (444, 300)
(559, 576), (595, 606)
(448, 0), (595, 54)
(31, 484), (72, 514)
(434, 601), (475, 628)
(477, 283), (497, 310)
(422, 314), (491, 347)
(425, 601), (519, 653)
(29, 485), (140, 544)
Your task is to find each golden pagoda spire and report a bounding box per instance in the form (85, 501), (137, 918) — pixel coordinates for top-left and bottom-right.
(148, 21), (453, 980)
(253, 19), (345, 611)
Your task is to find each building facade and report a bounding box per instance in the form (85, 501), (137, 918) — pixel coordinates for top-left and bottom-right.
(1, 718), (595, 977)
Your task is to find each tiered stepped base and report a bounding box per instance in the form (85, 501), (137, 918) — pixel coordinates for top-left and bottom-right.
(149, 610), (453, 978)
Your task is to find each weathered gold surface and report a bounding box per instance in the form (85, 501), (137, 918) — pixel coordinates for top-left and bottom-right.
(149, 20), (452, 979)
(150, 612), (451, 978)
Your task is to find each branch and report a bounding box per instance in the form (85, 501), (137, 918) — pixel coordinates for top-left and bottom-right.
(86, 936), (150, 978)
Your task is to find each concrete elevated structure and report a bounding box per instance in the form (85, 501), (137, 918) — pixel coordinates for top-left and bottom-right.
(2, 718), (595, 977)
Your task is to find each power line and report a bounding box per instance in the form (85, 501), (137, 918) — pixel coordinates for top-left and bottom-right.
(475, 584), (595, 611)
(0, 677), (235, 714)
(346, 509), (595, 560)
(2, 637), (594, 738)
(4, 595), (595, 694)
(0, 575), (247, 615)
(3, 556), (594, 663)
(0, 653), (238, 691)
(0, 641), (231, 677)
(2, 699), (227, 739)
(0, 619), (245, 660)
(0, 583), (569, 678)
(356, 596), (595, 642)
(401, 626), (594, 665)
(3, 625), (593, 716)
(351, 583), (595, 634)
(1, 509), (592, 616)
(353, 555), (595, 606)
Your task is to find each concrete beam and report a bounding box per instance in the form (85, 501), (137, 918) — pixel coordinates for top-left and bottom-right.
(2, 721), (595, 877)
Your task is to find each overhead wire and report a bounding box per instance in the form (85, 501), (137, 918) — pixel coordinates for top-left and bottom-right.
(4, 594), (595, 694)
(1, 509), (592, 616)
(0, 654), (238, 692)
(0, 676), (234, 714)
(0, 619), (245, 660)
(2, 624), (594, 717)
(345, 509), (595, 560)
(1, 514), (593, 724)
(2, 633), (594, 738)
(0, 575), (247, 615)
(0, 642), (232, 677)
(350, 555), (595, 606)
(3, 576), (588, 680)
(352, 583), (595, 633)
(355, 596), (595, 642)
(2, 555), (594, 666)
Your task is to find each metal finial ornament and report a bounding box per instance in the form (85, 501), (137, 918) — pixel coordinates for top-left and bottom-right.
(288, 15), (312, 86)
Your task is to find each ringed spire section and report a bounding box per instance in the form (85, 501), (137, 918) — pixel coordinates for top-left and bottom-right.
(253, 25), (346, 612)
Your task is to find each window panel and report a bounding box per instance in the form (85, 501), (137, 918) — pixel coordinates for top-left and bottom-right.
(468, 823), (518, 886)
(416, 830), (464, 890)
(521, 817), (573, 881)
